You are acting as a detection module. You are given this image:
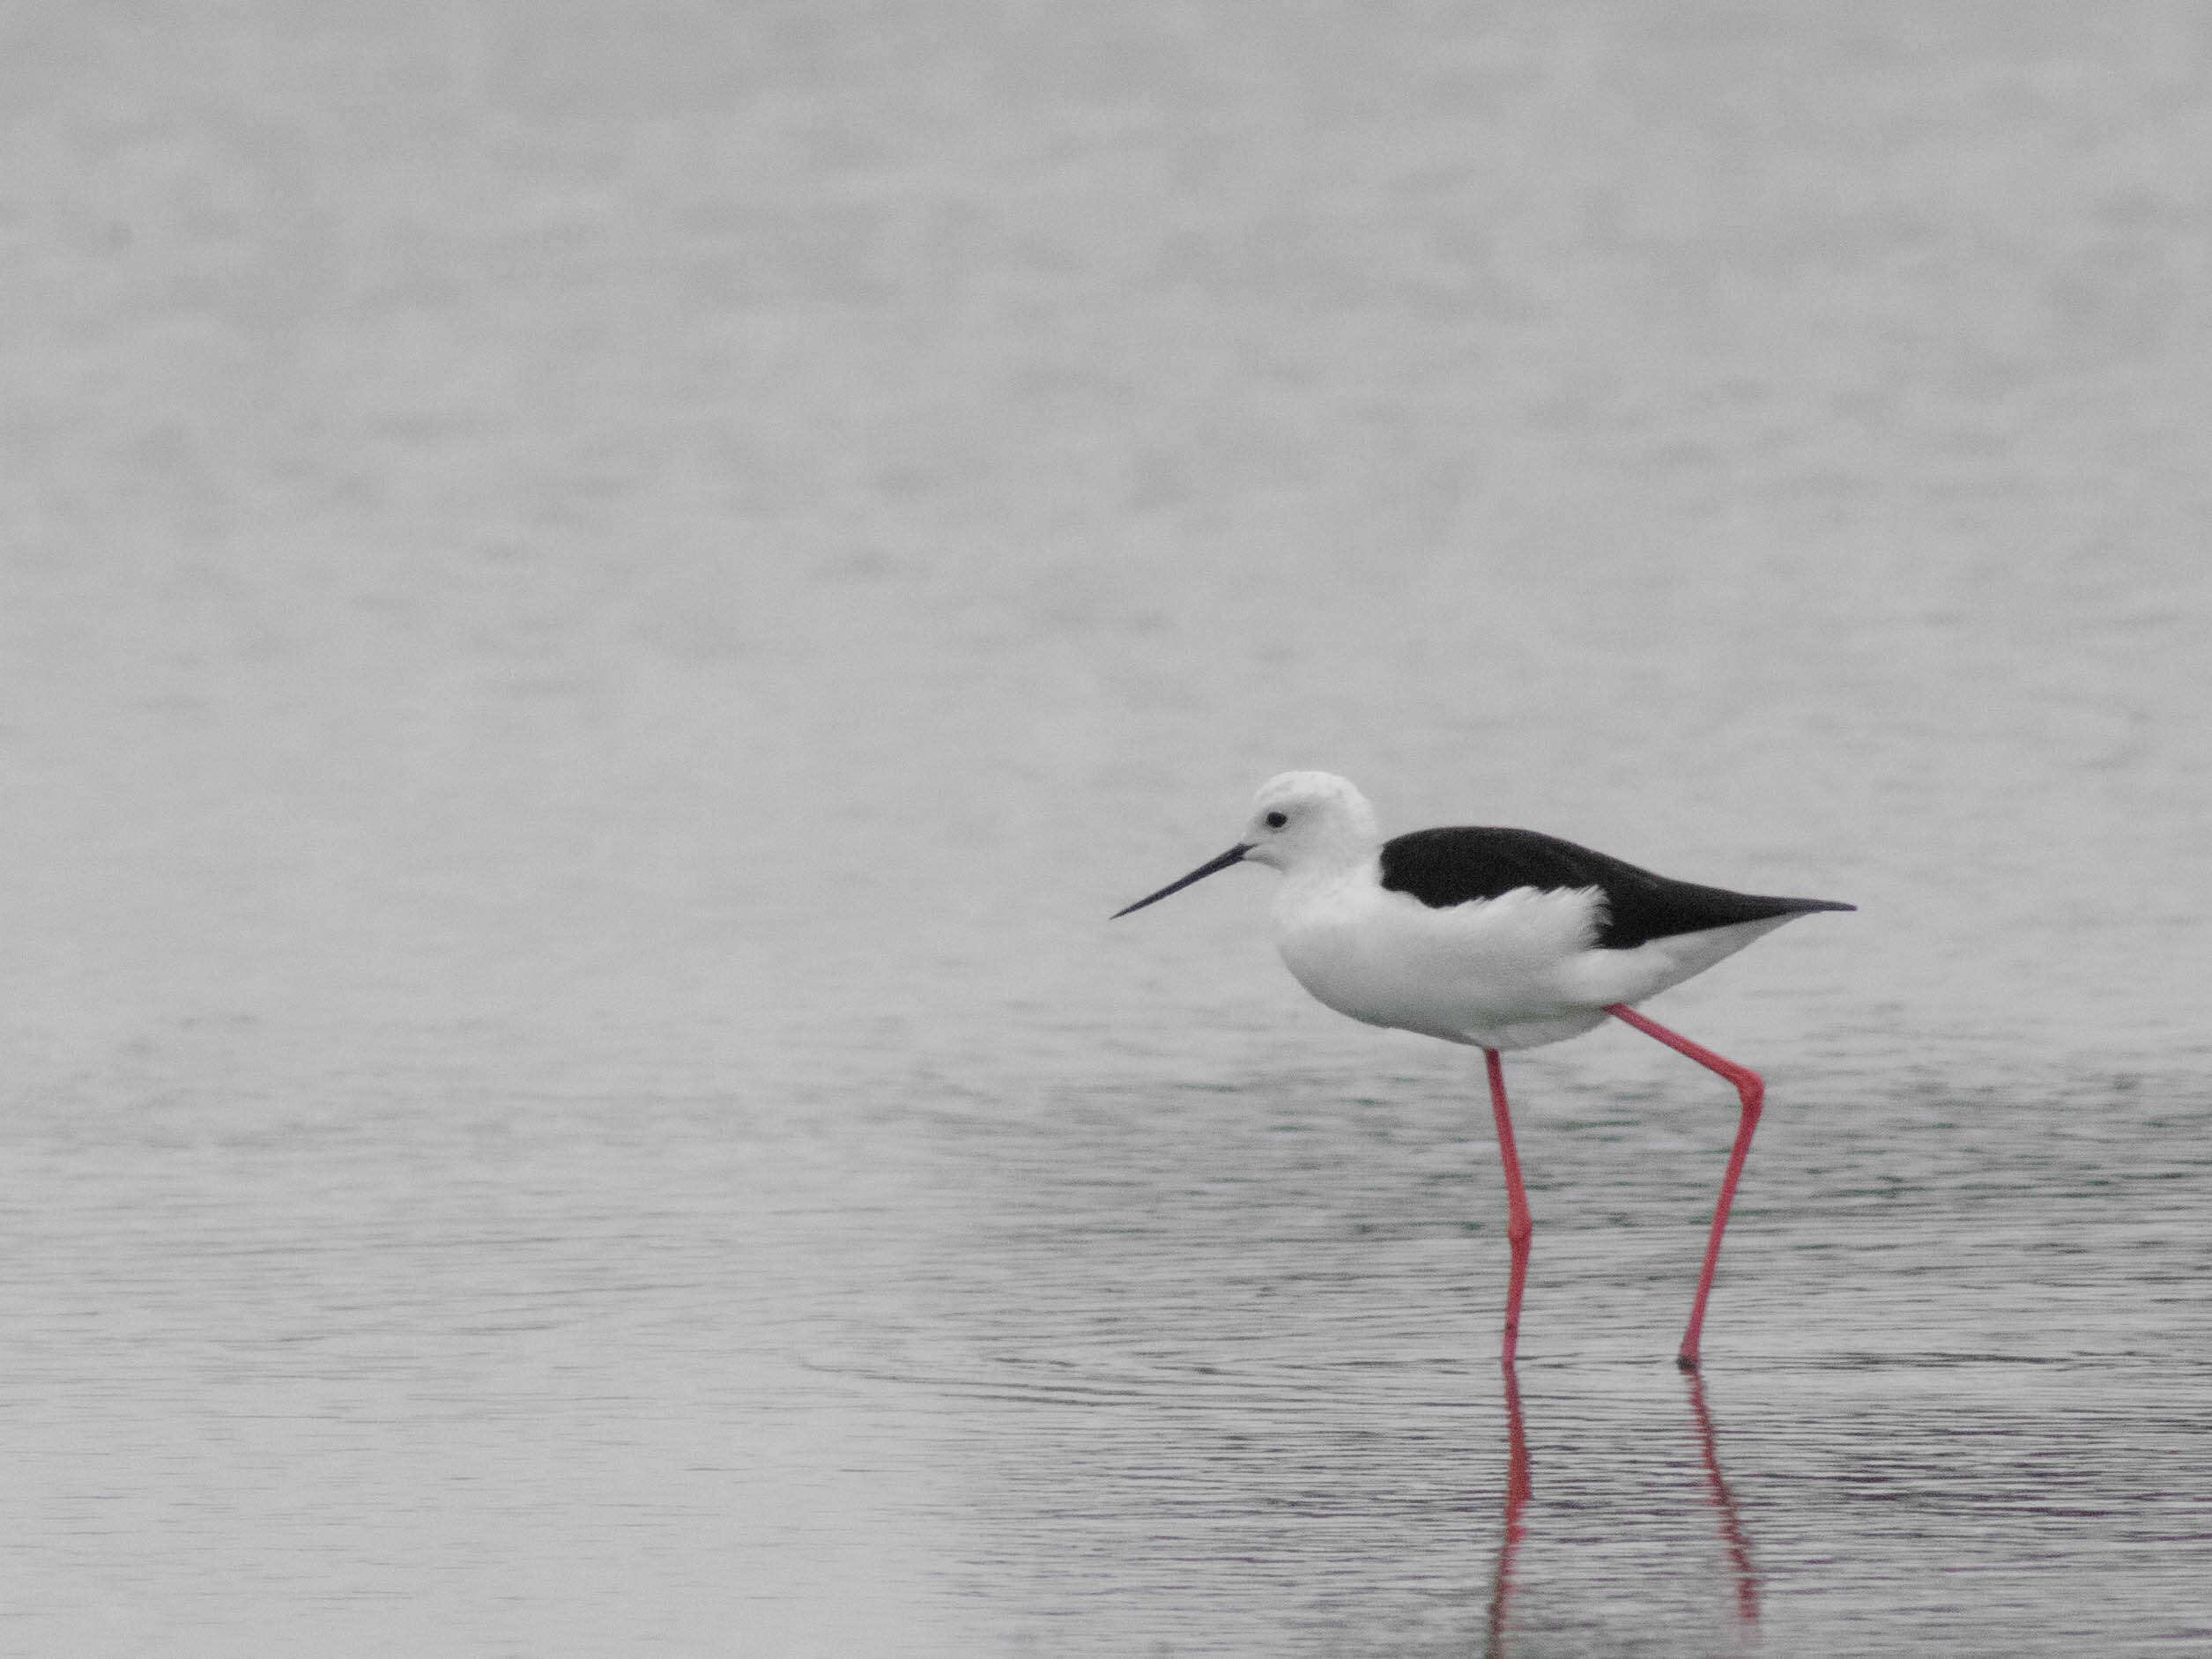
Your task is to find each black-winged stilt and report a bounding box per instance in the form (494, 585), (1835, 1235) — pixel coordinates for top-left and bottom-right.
(1113, 771), (1853, 1370)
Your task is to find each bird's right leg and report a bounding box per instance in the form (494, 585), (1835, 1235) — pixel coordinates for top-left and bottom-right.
(1485, 1048), (1534, 1367)
(1604, 1004), (1764, 1371)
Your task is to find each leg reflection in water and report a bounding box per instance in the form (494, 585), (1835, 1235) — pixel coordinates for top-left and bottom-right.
(1687, 1371), (1761, 1626)
(1483, 1360), (1533, 1655)
(1483, 1366), (1761, 1656)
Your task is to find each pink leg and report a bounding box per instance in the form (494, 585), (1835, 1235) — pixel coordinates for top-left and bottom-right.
(1605, 1004), (1764, 1372)
(1485, 1048), (1535, 1368)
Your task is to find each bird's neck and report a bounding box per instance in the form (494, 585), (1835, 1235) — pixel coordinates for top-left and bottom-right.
(1277, 846), (1381, 902)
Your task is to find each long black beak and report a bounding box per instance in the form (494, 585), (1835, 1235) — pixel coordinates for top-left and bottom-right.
(1111, 844), (1252, 919)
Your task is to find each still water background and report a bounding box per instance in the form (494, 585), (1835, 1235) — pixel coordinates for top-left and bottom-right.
(4, 4), (2209, 1655)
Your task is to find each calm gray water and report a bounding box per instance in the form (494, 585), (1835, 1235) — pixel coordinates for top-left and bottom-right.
(4, 4), (2210, 1655)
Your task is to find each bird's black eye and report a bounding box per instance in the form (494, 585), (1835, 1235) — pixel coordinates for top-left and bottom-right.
(1264, 811), (1288, 829)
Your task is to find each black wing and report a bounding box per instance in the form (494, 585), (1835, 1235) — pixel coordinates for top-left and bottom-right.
(1377, 826), (1854, 950)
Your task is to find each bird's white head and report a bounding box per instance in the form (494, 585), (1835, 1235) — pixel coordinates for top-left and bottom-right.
(1112, 771), (1381, 919)
(1236, 771), (1382, 873)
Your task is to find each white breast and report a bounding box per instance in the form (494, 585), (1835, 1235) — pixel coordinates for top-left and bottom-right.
(1272, 873), (1615, 1049)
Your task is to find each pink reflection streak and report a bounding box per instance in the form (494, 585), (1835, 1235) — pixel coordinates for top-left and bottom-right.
(1688, 1372), (1762, 1626)
(1484, 1366), (1761, 1654)
(1483, 1360), (1533, 1656)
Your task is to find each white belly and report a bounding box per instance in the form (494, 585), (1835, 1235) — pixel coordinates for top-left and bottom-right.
(1272, 876), (1795, 1052)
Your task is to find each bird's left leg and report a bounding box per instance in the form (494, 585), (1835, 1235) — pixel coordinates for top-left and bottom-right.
(1604, 1004), (1764, 1372)
(1484, 1048), (1534, 1368)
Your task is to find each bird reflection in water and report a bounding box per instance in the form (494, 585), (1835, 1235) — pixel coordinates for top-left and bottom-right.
(1687, 1371), (1761, 1627)
(1483, 1361), (1535, 1654)
(1484, 1365), (1760, 1655)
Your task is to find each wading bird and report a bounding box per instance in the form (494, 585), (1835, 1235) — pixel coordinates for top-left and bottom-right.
(1113, 771), (1852, 1370)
